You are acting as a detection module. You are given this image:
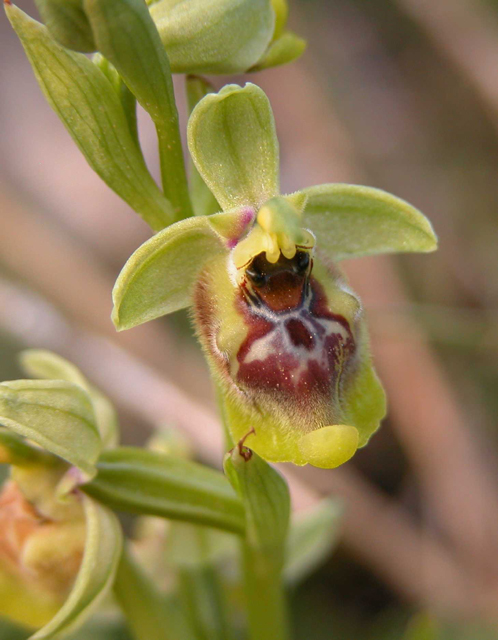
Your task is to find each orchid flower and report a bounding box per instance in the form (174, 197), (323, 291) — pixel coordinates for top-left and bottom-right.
(112, 83), (437, 469)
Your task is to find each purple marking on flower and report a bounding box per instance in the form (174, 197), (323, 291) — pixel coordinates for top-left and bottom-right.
(236, 276), (355, 405)
(226, 207), (255, 249)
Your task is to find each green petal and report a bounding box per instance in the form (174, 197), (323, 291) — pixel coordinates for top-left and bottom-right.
(188, 83), (280, 212)
(112, 209), (249, 330)
(300, 184), (438, 260)
(150, 0), (275, 74)
(20, 350), (119, 449)
(250, 31), (307, 72)
(6, 4), (174, 232)
(31, 496), (123, 640)
(285, 499), (342, 586)
(83, 447), (245, 534)
(0, 380), (100, 477)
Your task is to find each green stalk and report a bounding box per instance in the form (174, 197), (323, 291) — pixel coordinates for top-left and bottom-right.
(179, 563), (231, 640)
(242, 543), (290, 640)
(114, 547), (194, 640)
(156, 122), (193, 220)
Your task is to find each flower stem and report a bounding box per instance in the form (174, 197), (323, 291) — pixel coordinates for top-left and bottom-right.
(156, 121), (194, 222)
(224, 447), (291, 640)
(242, 542), (291, 640)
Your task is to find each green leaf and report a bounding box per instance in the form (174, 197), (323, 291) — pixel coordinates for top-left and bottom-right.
(300, 184), (438, 260)
(186, 76), (221, 217)
(34, 0), (95, 53)
(285, 499), (343, 586)
(188, 83), (280, 212)
(250, 31), (307, 72)
(0, 380), (100, 477)
(150, 0), (275, 74)
(112, 209), (248, 330)
(20, 350), (119, 449)
(83, 447), (245, 534)
(84, 0), (192, 220)
(31, 495), (123, 640)
(6, 4), (174, 232)
(92, 54), (139, 148)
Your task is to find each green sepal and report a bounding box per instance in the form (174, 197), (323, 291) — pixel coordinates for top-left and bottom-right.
(299, 184), (438, 260)
(34, 0), (95, 52)
(6, 4), (175, 232)
(84, 0), (192, 220)
(250, 32), (307, 72)
(0, 380), (101, 478)
(188, 83), (280, 212)
(285, 499), (343, 586)
(186, 76), (221, 217)
(150, 0), (275, 74)
(30, 495), (123, 640)
(83, 447), (245, 534)
(112, 209), (250, 330)
(20, 350), (119, 449)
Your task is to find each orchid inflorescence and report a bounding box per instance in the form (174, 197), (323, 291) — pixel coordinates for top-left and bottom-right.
(1, 0), (437, 638)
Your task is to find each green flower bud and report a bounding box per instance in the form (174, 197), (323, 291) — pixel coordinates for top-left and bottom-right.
(27, 0), (306, 74)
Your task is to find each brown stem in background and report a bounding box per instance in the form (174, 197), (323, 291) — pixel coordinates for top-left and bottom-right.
(396, 0), (498, 134)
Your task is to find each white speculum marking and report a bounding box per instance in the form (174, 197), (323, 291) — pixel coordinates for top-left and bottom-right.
(242, 287), (349, 385)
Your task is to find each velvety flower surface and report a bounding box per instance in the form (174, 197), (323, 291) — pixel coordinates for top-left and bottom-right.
(112, 83), (437, 469)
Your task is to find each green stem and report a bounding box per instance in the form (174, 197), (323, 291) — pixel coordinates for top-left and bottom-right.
(179, 563), (231, 640)
(114, 546), (193, 640)
(242, 543), (290, 640)
(156, 121), (193, 221)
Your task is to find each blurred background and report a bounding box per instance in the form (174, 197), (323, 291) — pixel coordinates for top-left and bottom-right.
(1, 0), (498, 638)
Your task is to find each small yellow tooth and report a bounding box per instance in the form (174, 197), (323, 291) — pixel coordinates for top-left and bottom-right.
(266, 233), (280, 263)
(280, 234), (297, 259)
